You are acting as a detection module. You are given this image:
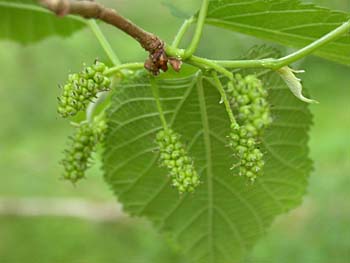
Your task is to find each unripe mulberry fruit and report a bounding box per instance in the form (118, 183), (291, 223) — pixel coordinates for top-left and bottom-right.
(229, 74), (272, 133)
(229, 124), (264, 182)
(61, 118), (107, 183)
(227, 74), (272, 182)
(156, 129), (200, 194)
(58, 61), (111, 118)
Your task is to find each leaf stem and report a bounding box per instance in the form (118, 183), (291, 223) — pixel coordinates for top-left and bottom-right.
(275, 20), (350, 68)
(150, 76), (168, 130)
(105, 62), (145, 75)
(211, 71), (237, 125)
(210, 58), (277, 69)
(213, 20), (350, 70)
(189, 56), (233, 80)
(172, 17), (195, 48)
(88, 20), (121, 66)
(184, 0), (209, 58)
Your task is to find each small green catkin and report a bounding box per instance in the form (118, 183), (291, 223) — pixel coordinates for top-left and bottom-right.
(227, 74), (272, 182)
(156, 129), (200, 194)
(228, 74), (272, 133)
(61, 117), (107, 183)
(57, 61), (111, 118)
(229, 123), (265, 182)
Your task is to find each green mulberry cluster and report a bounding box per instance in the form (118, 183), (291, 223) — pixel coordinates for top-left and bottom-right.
(57, 61), (111, 118)
(227, 74), (272, 182)
(229, 123), (265, 182)
(228, 74), (272, 133)
(156, 129), (200, 194)
(61, 118), (107, 183)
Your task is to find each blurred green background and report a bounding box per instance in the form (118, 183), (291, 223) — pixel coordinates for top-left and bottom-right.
(0, 0), (349, 262)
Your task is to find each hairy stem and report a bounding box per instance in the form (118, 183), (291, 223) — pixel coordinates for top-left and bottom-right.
(189, 56), (233, 80)
(88, 20), (121, 66)
(211, 58), (276, 69)
(184, 0), (209, 58)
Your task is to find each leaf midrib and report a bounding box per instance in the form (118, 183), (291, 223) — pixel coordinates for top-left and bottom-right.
(196, 74), (215, 263)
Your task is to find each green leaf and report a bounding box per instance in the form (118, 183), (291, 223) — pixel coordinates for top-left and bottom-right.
(103, 56), (313, 262)
(205, 0), (350, 65)
(0, 0), (87, 44)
